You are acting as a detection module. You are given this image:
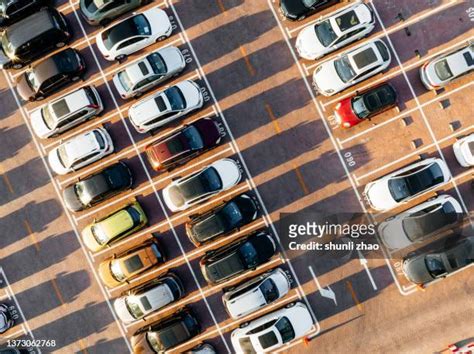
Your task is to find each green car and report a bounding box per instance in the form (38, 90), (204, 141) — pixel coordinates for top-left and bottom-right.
(79, 0), (146, 26)
(82, 201), (147, 252)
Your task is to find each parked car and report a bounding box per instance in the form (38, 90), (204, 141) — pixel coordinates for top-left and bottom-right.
(16, 48), (86, 102)
(188, 343), (216, 354)
(364, 158), (451, 211)
(114, 273), (184, 323)
(162, 158), (242, 212)
(223, 268), (292, 319)
(0, 8), (71, 70)
(280, 0), (340, 21)
(378, 195), (463, 251)
(129, 79), (204, 133)
(420, 41), (473, 90)
(453, 133), (474, 167)
(200, 231), (277, 284)
(313, 39), (391, 96)
(79, 0), (145, 26)
(131, 308), (201, 353)
(403, 236), (474, 285)
(47, 127), (113, 175)
(98, 237), (165, 288)
(82, 201), (147, 252)
(231, 302), (314, 353)
(63, 162), (133, 212)
(30, 85), (103, 139)
(0, 303), (14, 334)
(145, 117), (223, 172)
(0, 0), (51, 28)
(334, 82), (397, 128)
(186, 193), (259, 246)
(96, 6), (172, 62)
(296, 2), (375, 60)
(113, 46), (186, 99)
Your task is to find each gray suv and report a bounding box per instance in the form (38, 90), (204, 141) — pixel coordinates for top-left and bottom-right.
(79, 0), (146, 26)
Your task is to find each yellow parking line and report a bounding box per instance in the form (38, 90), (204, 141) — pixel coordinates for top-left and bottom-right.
(51, 278), (67, 310)
(265, 103), (282, 134)
(78, 339), (89, 354)
(0, 166), (14, 194)
(346, 281), (363, 312)
(216, 0), (228, 15)
(293, 164), (309, 195)
(239, 46), (256, 76)
(23, 219), (40, 252)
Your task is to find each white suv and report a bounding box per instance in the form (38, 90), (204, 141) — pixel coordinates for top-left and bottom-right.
(296, 2), (375, 60)
(30, 86), (103, 139)
(453, 133), (474, 167)
(128, 80), (203, 133)
(48, 128), (114, 175)
(312, 39), (391, 96)
(113, 46), (186, 99)
(223, 268), (292, 319)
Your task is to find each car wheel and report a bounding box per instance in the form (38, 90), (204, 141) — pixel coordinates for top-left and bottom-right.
(223, 286), (235, 293)
(157, 35), (167, 42)
(115, 55), (127, 63)
(35, 96), (45, 102)
(56, 42), (66, 48)
(285, 302), (296, 308)
(298, 15), (306, 20)
(239, 322), (249, 329)
(72, 76), (80, 82)
(133, 92), (143, 99)
(100, 19), (111, 27)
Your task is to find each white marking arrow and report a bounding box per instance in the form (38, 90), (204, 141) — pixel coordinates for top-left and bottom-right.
(357, 250), (378, 290)
(308, 266), (337, 306)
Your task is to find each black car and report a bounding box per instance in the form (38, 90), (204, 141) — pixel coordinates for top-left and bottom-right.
(280, 0), (340, 21)
(63, 162), (133, 212)
(131, 308), (201, 352)
(200, 231), (277, 284)
(402, 236), (474, 285)
(16, 48), (86, 102)
(0, 8), (71, 70)
(186, 193), (259, 246)
(0, 303), (14, 334)
(0, 0), (52, 28)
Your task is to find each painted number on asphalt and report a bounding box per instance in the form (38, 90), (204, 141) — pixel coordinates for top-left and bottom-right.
(200, 87), (211, 103)
(327, 115), (338, 128)
(168, 16), (178, 31)
(181, 49), (193, 64)
(393, 261), (404, 276)
(344, 152), (356, 167)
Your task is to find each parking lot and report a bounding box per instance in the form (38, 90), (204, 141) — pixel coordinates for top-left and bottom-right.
(0, 0), (472, 353)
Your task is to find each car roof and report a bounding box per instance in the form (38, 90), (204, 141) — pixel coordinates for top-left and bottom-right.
(63, 130), (100, 160)
(32, 49), (78, 84)
(444, 46), (474, 76)
(6, 9), (56, 48)
(51, 87), (91, 118)
(100, 209), (133, 235)
(124, 59), (153, 84)
(349, 43), (381, 72)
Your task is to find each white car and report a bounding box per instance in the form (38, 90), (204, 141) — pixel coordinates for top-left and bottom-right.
(312, 39), (391, 96)
(96, 7), (172, 62)
(113, 274), (183, 324)
(128, 79), (203, 133)
(231, 302), (314, 353)
(223, 268), (292, 319)
(296, 2), (375, 60)
(453, 133), (474, 167)
(48, 128), (114, 175)
(162, 158), (242, 212)
(113, 46), (186, 99)
(378, 195), (462, 251)
(420, 42), (473, 89)
(30, 86), (103, 139)
(364, 158), (451, 211)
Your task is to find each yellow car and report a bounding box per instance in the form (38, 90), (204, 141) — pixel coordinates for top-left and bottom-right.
(82, 201), (147, 252)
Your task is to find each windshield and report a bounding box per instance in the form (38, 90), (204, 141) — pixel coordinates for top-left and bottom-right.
(93, 130), (106, 149)
(1, 32), (14, 56)
(148, 52), (167, 75)
(425, 255), (446, 277)
(434, 59), (453, 81)
(260, 278), (279, 303)
(25, 71), (40, 90)
(118, 71), (133, 92)
(182, 126), (204, 150)
(74, 183), (87, 205)
(133, 14), (151, 36)
(238, 337), (256, 353)
(165, 86), (186, 111)
(334, 56), (355, 83)
(91, 225), (108, 245)
(351, 96), (370, 118)
(56, 146), (70, 168)
(315, 20), (337, 47)
(110, 260), (127, 282)
(275, 317), (296, 343)
(125, 296), (144, 319)
(201, 167), (222, 193)
(41, 106), (56, 129)
(221, 202), (243, 229)
(238, 241), (258, 267)
(146, 333), (163, 353)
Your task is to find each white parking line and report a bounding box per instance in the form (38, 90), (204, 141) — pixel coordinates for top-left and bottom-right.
(339, 80), (474, 146)
(266, 0), (411, 297)
(2, 325), (27, 339)
(370, 1), (472, 220)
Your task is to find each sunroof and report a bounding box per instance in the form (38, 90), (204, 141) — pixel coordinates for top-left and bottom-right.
(51, 99), (71, 118)
(352, 48), (377, 69)
(335, 10), (360, 32)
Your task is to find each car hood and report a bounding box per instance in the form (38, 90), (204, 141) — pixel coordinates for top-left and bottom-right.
(160, 46), (186, 73)
(16, 74), (35, 101)
(211, 158), (241, 190)
(98, 260), (121, 288)
(177, 80), (203, 109)
(145, 7), (172, 35)
(30, 108), (52, 139)
(364, 180), (397, 211)
(285, 304), (313, 335)
(378, 218), (411, 251)
(313, 61), (344, 95)
(296, 25), (325, 57)
(82, 226), (102, 252)
(280, 0), (307, 18)
(403, 256), (432, 284)
(162, 182), (181, 212)
(63, 185), (85, 212)
(48, 149), (70, 175)
(113, 297), (137, 324)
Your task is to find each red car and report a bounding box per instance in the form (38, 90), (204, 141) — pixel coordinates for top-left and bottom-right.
(145, 117), (223, 171)
(334, 83), (397, 128)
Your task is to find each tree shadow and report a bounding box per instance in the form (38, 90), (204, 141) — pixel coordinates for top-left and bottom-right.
(0, 124), (31, 163)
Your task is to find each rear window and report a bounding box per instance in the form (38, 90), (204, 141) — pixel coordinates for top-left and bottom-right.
(84, 87), (99, 106)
